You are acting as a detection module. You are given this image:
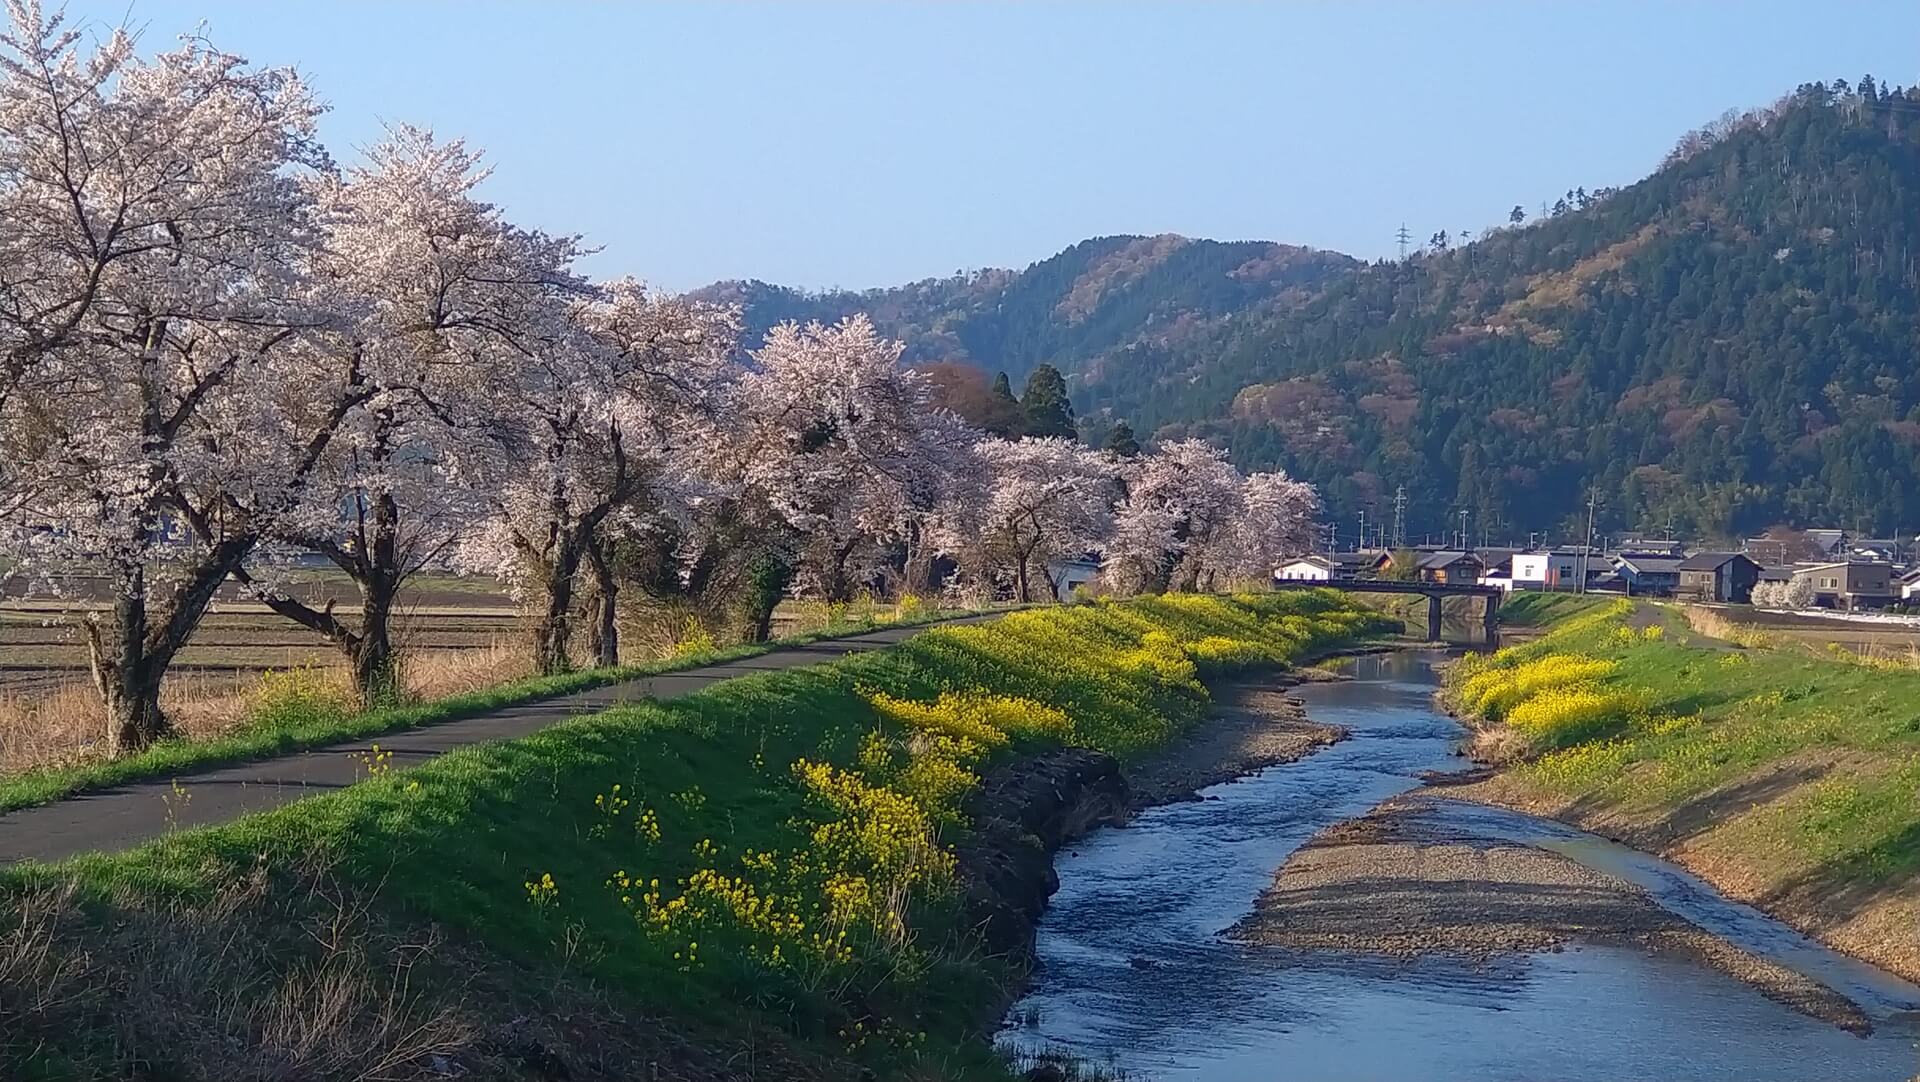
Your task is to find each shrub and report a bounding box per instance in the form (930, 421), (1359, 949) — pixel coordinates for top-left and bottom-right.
(1455, 653), (1619, 720)
(247, 667), (354, 728)
(1506, 685), (1640, 747)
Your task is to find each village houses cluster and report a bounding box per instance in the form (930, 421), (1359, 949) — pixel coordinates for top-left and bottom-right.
(1276, 528), (1920, 612)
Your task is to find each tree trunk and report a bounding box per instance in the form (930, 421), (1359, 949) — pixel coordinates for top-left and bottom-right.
(532, 536), (584, 676)
(86, 585), (174, 756)
(584, 540), (620, 669)
(231, 564), (402, 706)
(741, 551), (791, 644)
(101, 663), (170, 758)
(821, 538), (862, 604)
(352, 570), (400, 703)
(87, 540), (251, 755)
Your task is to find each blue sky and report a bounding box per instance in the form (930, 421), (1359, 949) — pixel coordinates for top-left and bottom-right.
(59, 1), (1920, 291)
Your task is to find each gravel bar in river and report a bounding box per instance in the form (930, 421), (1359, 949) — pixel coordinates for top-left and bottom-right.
(1233, 790), (1872, 1034)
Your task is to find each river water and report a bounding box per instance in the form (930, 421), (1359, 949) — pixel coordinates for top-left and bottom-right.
(1000, 651), (1920, 1081)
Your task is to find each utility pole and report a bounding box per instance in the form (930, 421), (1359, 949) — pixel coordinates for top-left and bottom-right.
(1396, 223), (1412, 261)
(1357, 510), (1366, 553)
(1578, 489), (1598, 594)
(1392, 486), (1407, 550)
(1459, 509), (1470, 550)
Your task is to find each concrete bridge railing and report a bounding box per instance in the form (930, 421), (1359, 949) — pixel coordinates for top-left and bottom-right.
(1271, 579), (1502, 641)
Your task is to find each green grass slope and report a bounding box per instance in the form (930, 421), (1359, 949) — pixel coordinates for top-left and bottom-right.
(2, 592), (1393, 1081)
(1449, 599), (1920, 982)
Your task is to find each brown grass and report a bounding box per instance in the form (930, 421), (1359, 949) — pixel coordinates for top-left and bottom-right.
(0, 860), (846, 1080)
(1680, 604), (1920, 670)
(399, 642), (537, 702)
(0, 592), (931, 782)
(0, 643), (541, 780)
(1, 865), (473, 1080)
(1678, 604), (1779, 648)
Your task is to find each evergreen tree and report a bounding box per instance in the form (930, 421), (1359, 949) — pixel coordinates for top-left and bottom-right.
(1020, 364), (1076, 440)
(988, 371), (1023, 437)
(1103, 420), (1142, 457)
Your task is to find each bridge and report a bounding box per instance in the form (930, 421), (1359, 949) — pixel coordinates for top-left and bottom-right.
(1272, 579), (1503, 641)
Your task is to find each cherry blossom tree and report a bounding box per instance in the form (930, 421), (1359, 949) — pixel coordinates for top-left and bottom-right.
(0, 8), (359, 753)
(732, 316), (970, 603)
(1103, 439), (1320, 594)
(1104, 439), (1243, 593)
(0, 5), (328, 410)
(233, 127), (589, 702)
(969, 437), (1119, 601)
(459, 283), (737, 674)
(1230, 470), (1321, 581)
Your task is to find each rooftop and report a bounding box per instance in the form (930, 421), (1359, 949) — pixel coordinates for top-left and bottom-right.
(1677, 551), (1752, 571)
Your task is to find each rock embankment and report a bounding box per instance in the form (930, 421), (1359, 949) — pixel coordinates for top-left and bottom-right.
(956, 747), (1131, 962)
(960, 669), (1350, 965)
(1233, 793), (1873, 1035)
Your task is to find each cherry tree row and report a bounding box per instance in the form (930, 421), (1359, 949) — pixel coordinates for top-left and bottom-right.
(0, 6), (1317, 754)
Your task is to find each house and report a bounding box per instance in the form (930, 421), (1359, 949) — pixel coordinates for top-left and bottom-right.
(1274, 552), (1374, 582)
(1475, 548), (1520, 592)
(1790, 561), (1897, 611)
(1614, 554), (1684, 597)
(1046, 557), (1101, 599)
(1900, 567), (1920, 602)
(1511, 547), (1594, 590)
(1616, 537), (1685, 558)
(1847, 538), (1906, 564)
(1744, 529), (1846, 565)
(1587, 571), (1631, 594)
(1807, 529), (1847, 558)
(1676, 552), (1761, 603)
(1416, 550), (1484, 584)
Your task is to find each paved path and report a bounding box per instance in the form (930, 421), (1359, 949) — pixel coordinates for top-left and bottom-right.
(0, 616), (999, 866)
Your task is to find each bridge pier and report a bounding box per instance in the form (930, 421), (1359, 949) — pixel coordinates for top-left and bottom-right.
(1426, 594), (1443, 642)
(1483, 591), (1501, 643)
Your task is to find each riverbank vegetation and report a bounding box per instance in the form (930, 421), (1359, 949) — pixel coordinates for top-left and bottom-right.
(1, 592), (1393, 1080)
(1447, 598), (1920, 982)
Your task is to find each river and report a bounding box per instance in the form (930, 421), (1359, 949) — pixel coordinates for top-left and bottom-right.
(1000, 651), (1920, 1081)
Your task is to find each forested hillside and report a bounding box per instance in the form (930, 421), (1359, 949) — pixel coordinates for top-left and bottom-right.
(704, 79), (1920, 542)
(691, 235), (1356, 394)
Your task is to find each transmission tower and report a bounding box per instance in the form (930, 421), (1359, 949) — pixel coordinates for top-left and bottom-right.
(1391, 486), (1407, 549)
(1395, 223), (1412, 261)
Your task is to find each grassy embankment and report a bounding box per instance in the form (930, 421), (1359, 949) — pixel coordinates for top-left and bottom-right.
(0, 604), (1006, 814)
(1445, 597), (1920, 981)
(0, 591), (1394, 1081)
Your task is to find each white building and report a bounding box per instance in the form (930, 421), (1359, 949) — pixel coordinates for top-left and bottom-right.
(1276, 556), (1336, 581)
(1047, 557), (1101, 598)
(1511, 548), (1593, 590)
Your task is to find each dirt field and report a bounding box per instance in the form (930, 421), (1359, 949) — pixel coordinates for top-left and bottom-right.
(0, 568), (867, 698)
(0, 572), (522, 695)
(1693, 603), (1920, 654)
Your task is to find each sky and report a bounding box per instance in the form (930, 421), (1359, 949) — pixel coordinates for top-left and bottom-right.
(55, 1), (1920, 292)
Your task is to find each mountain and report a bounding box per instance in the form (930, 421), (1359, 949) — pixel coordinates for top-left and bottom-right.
(690, 235), (1357, 393)
(699, 77), (1920, 543)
